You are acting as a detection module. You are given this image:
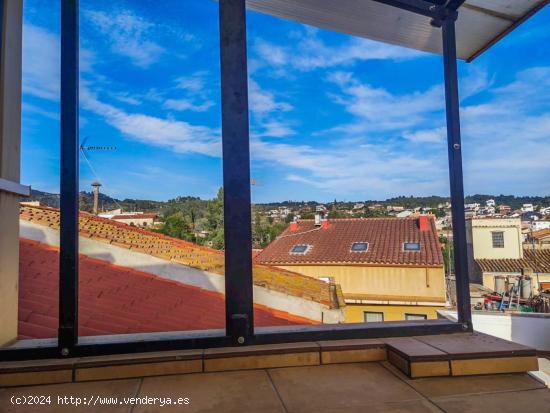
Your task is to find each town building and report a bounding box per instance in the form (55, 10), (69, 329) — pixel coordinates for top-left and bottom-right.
(529, 229), (550, 250)
(466, 217), (550, 293)
(499, 205), (512, 215)
(531, 220), (550, 232)
(98, 209), (160, 228)
(254, 215), (446, 322)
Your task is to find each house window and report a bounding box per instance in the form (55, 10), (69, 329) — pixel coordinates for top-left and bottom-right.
(405, 313), (427, 321)
(492, 231), (504, 248)
(351, 242), (369, 252)
(364, 311), (384, 323)
(403, 242), (420, 251)
(290, 244), (311, 254)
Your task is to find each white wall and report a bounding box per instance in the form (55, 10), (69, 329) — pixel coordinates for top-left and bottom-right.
(439, 310), (550, 351)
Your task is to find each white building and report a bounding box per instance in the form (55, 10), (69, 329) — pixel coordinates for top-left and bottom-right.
(522, 203), (535, 212)
(531, 220), (550, 232)
(395, 210), (413, 218)
(99, 210), (159, 228)
(486, 199), (495, 207)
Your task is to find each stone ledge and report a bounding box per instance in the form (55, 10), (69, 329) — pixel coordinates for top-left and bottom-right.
(0, 333), (540, 386)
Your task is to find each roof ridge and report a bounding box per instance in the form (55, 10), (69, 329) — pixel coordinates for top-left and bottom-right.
(296, 216), (429, 221)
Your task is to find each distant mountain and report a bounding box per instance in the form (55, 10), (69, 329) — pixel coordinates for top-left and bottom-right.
(23, 190), (550, 213)
(24, 189), (121, 211)
(23, 189), (61, 208)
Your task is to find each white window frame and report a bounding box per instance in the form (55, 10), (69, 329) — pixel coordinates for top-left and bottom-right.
(364, 311), (384, 323)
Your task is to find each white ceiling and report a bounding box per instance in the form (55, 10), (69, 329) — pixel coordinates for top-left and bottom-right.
(246, 0), (548, 61)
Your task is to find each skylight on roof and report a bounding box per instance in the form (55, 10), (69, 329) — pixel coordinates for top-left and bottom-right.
(290, 244), (311, 254)
(403, 242), (421, 251)
(351, 242), (369, 252)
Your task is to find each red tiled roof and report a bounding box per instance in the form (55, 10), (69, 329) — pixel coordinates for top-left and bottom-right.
(19, 205), (337, 307)
(254, 217), (443, 266)
(476, 249), (550, 274)
(18, 239), (315, 340)
(532, 228), (550, 241)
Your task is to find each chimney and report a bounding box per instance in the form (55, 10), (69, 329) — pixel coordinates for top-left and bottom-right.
(289, 221), (299, 231)
(321, 219), (330, 229)
(418, 215), (429, 232)
(314, 213), (322, 226)
(91, 181), (102, 215)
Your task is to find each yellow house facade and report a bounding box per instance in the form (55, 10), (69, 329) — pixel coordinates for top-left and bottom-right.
(277, 264), (446, 322)
(467, 217), (550, 293)
(255, 215), (448, 323)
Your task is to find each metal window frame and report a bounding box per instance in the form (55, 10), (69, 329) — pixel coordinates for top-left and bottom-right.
(0, 0), (472, 362)
(491, 231), (505, 248)
(403, 242), (421, 251)
(350, 242), (369, 252)
(290, 244), (312, 254)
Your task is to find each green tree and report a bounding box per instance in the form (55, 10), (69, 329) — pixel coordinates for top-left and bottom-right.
(204, 187), (224, 249)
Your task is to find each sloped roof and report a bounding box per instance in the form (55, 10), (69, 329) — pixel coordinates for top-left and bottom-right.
(254, 217), (444, 266)
(19, 205), (337, 307)
(246, 0), (548, 62)
(18, 239), (314, 340)
(476, 249), (550, 274)
(532, 228), (550, 241)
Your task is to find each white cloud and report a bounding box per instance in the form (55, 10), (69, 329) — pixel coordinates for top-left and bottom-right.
(84, 9), (164, 68)
(253, 120), (296, 138)
(163, 98), (214, 112)
(80, 85), (221, 157)
(22, 24), (60, 100)
(326, 71), (444, 131)
(253, 28), (425, 73)
(22, 23), (94, 101)
(248, 79), (293, 115)
(403, 127), (446, 144)
(163, 71), (216, 112)
(251, 138), (447, 197)
(176, 74), (207, 93)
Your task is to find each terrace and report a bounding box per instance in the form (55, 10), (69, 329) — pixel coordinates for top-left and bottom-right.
(1, 0), (549, 410)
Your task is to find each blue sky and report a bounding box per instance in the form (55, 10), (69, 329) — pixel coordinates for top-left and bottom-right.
(21, 1), (550, 203)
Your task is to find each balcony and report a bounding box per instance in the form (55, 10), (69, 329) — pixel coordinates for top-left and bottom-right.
(1, 0), (549, 409)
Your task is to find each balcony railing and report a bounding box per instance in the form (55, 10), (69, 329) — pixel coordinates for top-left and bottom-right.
(0, 0), (472, 362)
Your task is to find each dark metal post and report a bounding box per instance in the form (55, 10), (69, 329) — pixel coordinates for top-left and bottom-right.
(59, 0), (79, 355)
(442, 17), (472, 329)
(219, 0), (254, 343)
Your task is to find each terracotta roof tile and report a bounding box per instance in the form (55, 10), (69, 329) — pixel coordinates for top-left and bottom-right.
(476, 249), (550, 274)
(254, 217), (443, 266)
(20, 205), (336, 307)
(532, 228), (550, 241)
(18, 238), (315, 339)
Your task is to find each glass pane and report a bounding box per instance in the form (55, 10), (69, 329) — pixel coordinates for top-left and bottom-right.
(405, 314), (427, 321)
(248, 8), (451, 328)
(6, 1), (62, 348)
(76, 0), (225, 340)
(364, 312), (384, 323)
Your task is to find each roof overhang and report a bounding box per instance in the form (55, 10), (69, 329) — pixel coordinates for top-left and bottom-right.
(246, 0), (549, 62)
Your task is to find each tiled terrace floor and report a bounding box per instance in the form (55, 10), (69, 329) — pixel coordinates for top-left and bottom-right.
(1, 361), (549, 413)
